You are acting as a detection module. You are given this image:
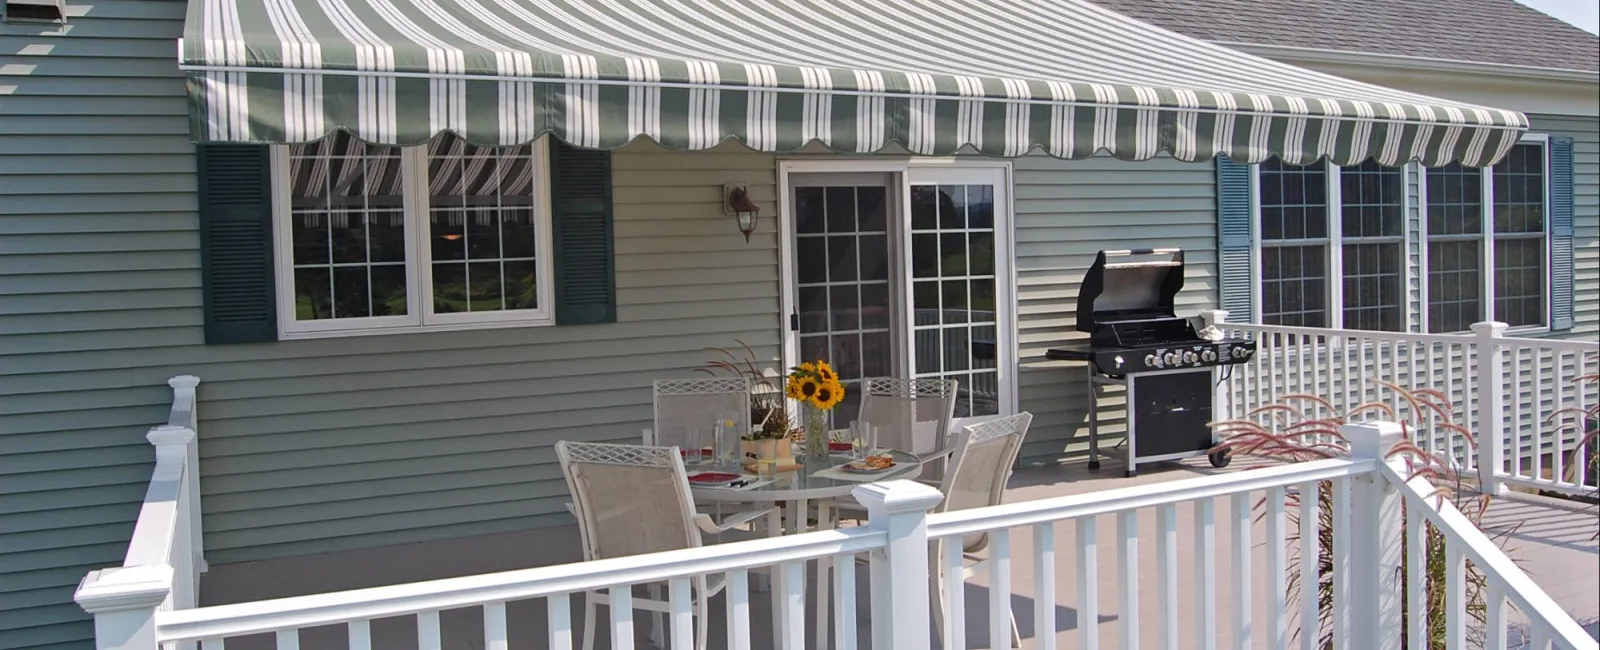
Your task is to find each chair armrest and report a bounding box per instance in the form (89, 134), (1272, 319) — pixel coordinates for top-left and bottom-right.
(694, 507), (778, 535)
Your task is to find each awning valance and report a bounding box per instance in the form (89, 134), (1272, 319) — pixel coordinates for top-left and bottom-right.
(180, 0), (1527, 166)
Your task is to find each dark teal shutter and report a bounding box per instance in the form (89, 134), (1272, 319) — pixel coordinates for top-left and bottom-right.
(1549, 137), (1575, 331)
(550, 140), (617, 325)
(198, 144), (277, 344)
(1216, 155), (1254, 322)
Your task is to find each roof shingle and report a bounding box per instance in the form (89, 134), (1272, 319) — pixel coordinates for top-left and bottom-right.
(1091, 0), (1599, 72)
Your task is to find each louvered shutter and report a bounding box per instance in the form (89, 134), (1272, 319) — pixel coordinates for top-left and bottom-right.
(551, 141), (617, 325)
(1216, 155), (1254, 322)
(199, 144), (278, 344)
(1549, 137), (1575, 331)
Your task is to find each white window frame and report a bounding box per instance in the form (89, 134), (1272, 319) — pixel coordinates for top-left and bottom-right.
(1419, 132), (1552, 334)
(269, 137), (557, 340)
(1249, 160), (1414, 331)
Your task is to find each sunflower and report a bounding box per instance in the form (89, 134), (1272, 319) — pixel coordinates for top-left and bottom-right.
(810, 379), (845, 410)
(796, 361), (817, 375)
(796, 377), (821, 400)
(784, 379), (804, 400)
(815, 360), (837, 382)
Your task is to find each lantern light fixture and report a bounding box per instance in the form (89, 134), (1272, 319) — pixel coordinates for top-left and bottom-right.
(724, 184), (759, 242)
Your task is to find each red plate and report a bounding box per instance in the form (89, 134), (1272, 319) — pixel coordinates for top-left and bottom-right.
(828, 442), (853, 452)
(678, 448), (714, 457)
(688, 472), (741, 484)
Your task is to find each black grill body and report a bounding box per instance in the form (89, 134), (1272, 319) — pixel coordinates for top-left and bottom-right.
(1044, 249), (1256, 476)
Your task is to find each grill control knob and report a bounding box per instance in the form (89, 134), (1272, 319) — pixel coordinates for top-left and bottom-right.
(1202, 349), (1217, 362)
(1231, 347), (1244, 359)
(1144, 354), (1157, 366)
(1184, 351), (1198, 364)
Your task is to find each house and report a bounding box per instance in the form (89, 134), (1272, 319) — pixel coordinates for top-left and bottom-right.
(0, 0), (1592, 648)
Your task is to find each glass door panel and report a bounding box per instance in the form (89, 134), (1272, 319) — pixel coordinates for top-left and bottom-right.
(793, 179), (893, 422)
(910, 183), (1001, 417)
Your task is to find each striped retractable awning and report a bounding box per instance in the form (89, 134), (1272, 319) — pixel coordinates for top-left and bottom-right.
(180, 0), (1527, 166)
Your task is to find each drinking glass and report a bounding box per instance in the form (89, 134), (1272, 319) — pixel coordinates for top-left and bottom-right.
(848, 421), (876, 460)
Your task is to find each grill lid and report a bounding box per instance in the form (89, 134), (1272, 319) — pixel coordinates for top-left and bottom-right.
(1074, 248), (1186, 333)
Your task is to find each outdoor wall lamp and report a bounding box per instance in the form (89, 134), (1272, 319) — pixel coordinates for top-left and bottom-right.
(724, 184), (759, 242)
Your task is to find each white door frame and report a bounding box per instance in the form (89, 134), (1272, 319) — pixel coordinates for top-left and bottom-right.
(776, 158), (1019, 416)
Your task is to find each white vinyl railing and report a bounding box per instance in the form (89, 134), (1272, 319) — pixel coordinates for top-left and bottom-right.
(79, 415), (1595, 650)
(1206, 310), (1600, 497)
(74, 376), (204, 648)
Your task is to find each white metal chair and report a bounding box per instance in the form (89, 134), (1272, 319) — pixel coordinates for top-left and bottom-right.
(556, 441), (776, 650)
(643, 378), (751, 468)
(930, 411), (1034, 649)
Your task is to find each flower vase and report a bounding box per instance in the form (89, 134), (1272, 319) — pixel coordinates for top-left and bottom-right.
(802, 403), (831, 465)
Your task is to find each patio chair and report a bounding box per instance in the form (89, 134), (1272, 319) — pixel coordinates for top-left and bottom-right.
(857, 377), (959, 480)
(555, 441), (777, 650)
(930, 411), (1033, 649)
(643, 378), (751, 467)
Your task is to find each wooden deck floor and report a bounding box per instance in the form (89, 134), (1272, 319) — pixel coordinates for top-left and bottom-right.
(202, 459), (1599, 649)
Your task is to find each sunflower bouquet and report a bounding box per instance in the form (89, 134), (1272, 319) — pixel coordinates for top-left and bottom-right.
(785, 360), (845, 461)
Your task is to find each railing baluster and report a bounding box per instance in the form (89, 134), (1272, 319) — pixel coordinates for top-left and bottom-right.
(1511, 348), (1523, 479)
(611, 585), (636, 650)
(1265, 487), (1287, 650)
(1390, 340), (1403, 421)
(1298, 482), (1318, 650)
(1231, 492), (1252, 650)
(669, 577), (693, 650)
(1446, 543), (1465, 649)
(1443, 343), (1456, 461)
(1117, 511), (1138, 650)
(418, 610), (441, 650)
(1533, 349), (1545, 483)
(549, 594), (573, 650)
(1034, 524), (1058, 650)
(1530, 623), (1553, 650)
(1406, 500), (1425, 650)
(1485, 582), (1507, 650)
(781, 561), (805, 650)
(1553, 351), (1567, 487)
(1582, 353), (1594, 489)
(990, 529), (1013, 650)
(1195, 498), (1217, 650)
(834, 553), (856, 650)
(726, 569), (751, 650)
(1323, 334), (1336, 424)
(1155, 504), (1178, 650)
(1077, 516), (1100, 650)
(275, 630), (298, 650)
(943, 536), (966, 650)
(484, 603), (507, 650)
(348, 620), (371, 650)
(1332, 477), (1350, 650)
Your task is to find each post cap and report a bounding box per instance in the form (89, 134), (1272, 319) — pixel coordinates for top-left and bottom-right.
(146, 424), (195, 447)
(851, 480), (945, 516)
(1469, 321), (1508, 336)
(1340, 420), (1405, 460)
(75, 566), (174, 614)
(168, 375), (201, 390)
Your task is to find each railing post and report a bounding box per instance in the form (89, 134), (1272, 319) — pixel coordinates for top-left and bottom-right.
(854, 480), (944, 650)
(75, 565), (173, 650)
(146, 424), (196, 611)
(1343, 421), (1405, 650)
(1470, 322), (1508, 495)
(167, 375), (205, 575)
(1201, 310), (1233, 423)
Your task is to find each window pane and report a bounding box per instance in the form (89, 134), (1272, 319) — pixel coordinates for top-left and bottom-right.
(1425, 164), (1483, 236)
(1494, 237), (1544, 327)
(1340, 161), (1404, 238)
(1342, 243), (1402, 332)
(1259, 159), (1328, 242)
(287, 134), (407, 321)
(427, 134), (544, 315)
(1260, 245), (1328, 327)
(1427, 240), (1482, 332)
(1493, 143), (1545, 234)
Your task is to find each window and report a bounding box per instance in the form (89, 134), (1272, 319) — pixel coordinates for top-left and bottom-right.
(1255, 159), (1405, 331)
(1424, 139), (1548, 332)
(275, 133), (554, 337)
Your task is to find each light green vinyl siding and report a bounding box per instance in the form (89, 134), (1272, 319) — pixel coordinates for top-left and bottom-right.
(1528, 114), (1599, 338)
(1, 2), (195, 648)
(1011, 154), (1219, 463)
(0, 0), (781, 642)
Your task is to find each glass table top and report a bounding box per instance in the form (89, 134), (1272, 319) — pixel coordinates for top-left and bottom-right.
(685, 449), (923, 502)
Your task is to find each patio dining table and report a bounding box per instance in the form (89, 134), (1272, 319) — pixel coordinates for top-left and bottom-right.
(685, 448), (928, 649)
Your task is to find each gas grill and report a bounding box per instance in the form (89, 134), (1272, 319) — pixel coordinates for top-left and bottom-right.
(1045, 249), (1256, 476)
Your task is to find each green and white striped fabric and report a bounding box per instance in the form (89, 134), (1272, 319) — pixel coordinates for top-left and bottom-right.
(180, 0), (1527, 166)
